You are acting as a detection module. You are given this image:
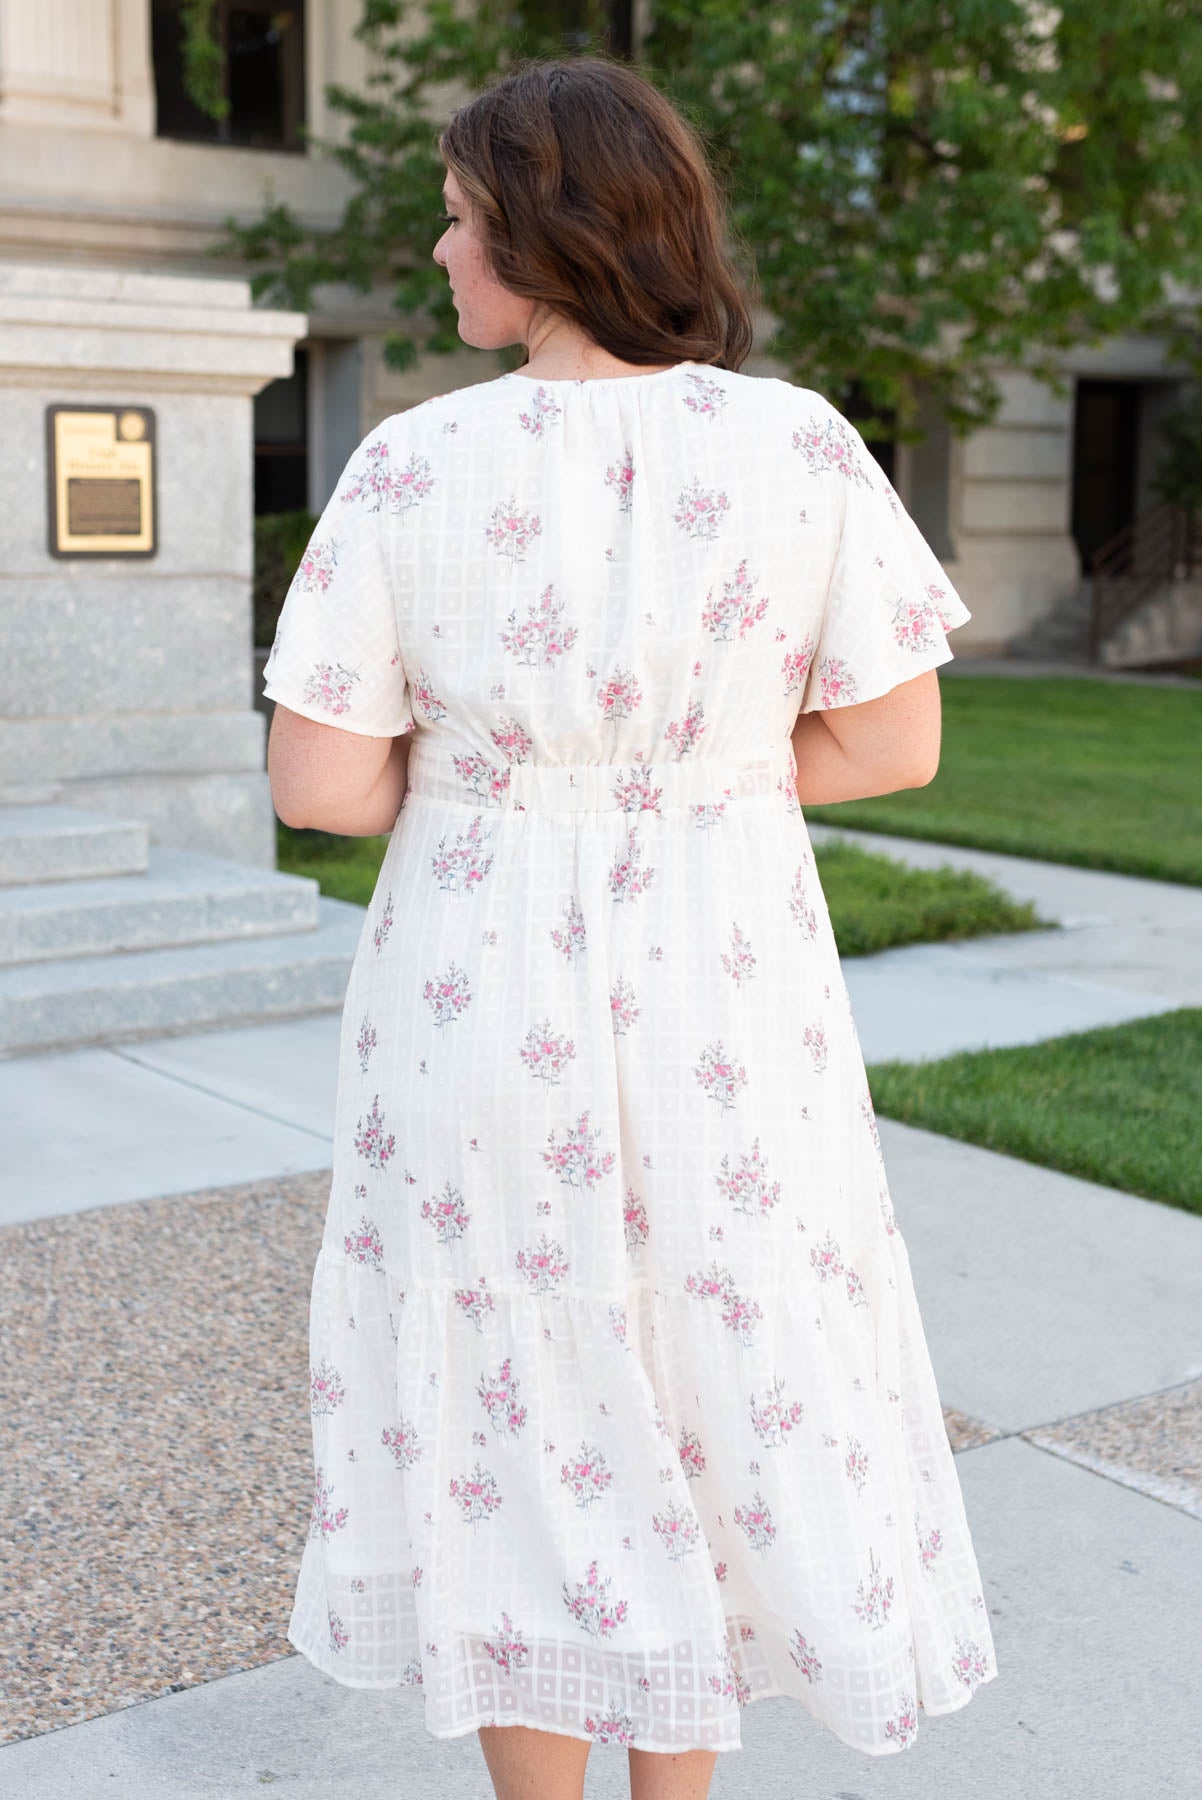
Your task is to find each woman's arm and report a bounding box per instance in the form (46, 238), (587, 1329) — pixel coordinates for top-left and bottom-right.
(267, 706), (415, 836)
(791, 668), (943, 806)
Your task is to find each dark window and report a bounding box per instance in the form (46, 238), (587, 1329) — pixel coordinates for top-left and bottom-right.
(255, 348), (309, 515)
(152, 2), (305, 153)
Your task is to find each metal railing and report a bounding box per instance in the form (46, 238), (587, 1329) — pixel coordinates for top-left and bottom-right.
(1089, 502), (1202, 661)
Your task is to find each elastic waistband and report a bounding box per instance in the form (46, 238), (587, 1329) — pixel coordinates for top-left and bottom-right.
(405, 737), (797, 814)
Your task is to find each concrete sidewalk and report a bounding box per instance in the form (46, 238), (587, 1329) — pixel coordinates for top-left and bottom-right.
(2, 831), (1200, 1798)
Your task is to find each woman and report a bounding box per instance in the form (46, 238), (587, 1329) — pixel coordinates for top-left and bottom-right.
(264, 52), (997, 1800)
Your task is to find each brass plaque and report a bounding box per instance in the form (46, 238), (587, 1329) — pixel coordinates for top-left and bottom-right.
(46, 405), (157, 558)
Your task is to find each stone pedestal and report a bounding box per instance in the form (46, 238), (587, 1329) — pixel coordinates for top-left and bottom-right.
(0, 261), (307, 865)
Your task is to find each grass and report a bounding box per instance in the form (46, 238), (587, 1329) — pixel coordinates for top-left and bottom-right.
(275, 822), (1049, 955)
(865, 1008), (1202, 1216)
(802, 673), (1202, 886)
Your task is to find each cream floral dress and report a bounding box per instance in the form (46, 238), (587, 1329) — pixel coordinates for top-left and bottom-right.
(262, 359), (998, 1758)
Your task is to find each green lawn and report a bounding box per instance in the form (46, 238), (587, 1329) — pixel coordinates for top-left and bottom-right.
(276, 822), (1049, 955)
(803, 673), (1202, 886)
(865, 1008), (1201, 1216)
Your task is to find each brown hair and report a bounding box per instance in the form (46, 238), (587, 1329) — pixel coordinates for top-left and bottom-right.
(437, 53), (758, 372)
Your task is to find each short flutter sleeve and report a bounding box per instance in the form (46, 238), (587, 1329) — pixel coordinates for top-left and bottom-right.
(796, 398), (972, 713)
(261, 421), (417, 738)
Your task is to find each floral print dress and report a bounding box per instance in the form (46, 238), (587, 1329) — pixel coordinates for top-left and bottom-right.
(261, 359), (998, 1758)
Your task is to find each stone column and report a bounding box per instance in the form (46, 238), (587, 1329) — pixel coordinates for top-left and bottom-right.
(0, 261), (306, 865)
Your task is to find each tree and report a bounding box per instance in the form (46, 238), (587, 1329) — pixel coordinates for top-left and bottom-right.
(203, 0), (1202, 447)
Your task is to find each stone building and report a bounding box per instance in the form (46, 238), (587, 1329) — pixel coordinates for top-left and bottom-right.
(0, 1), (1196, 1054)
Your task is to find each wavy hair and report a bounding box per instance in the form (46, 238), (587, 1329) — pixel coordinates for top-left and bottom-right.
(437, 54), (759, 373)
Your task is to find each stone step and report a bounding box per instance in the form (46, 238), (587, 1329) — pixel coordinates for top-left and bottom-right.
(0, 847), (321, 967)
(0, 804), (149, 886)
(0, 895), (367, 1057)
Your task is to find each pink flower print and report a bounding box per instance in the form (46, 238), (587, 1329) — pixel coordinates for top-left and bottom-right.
(782, 633), (816, 696)
(499, 583), (578, 668)
(715, 1136), (780, 1222)
(749, 1374), (804, 1448)
(926, 581), (958, 630)
(694, 1038), (749, 1112)
(884, 1690), (919, 1748)
(611, 764), (664, 815)
(386, 450), (436, 517)
(309, 1467), (349, 1540)
(353, 1096), (395, 1172)
(561, 1558), (628, 1641)
(560, 1441), (614, 1514)
(690, 795), (731, 835)
(514, 1233), (570, 1294)
(678, 1427), (706, 1481)
(343, 1212), (385, 1268)
(490, 715), (534, 762)
(519, 1018), (577, 1090)
(309, 1358), (346, 1416)
(448, 1460), (503, 1531)
(803, 1021), (828, 1073)
(454, 1277), (497, 1332)
(789, 869), (818, 939)
(486, 495), (543, 566)
(303, 660), (360, 717)
(879, 1185), (898, 1234)
(952, 1635), (991, 1691)
(684, 1261), (763, 1348)
(610, 974), (640, 1037)
(891, 592), (942, 652)
(733, 1488), (777, 1557)
(421, 1178), (471, 1247)
(373, 889), (394, 953)
(451, 750), (511, 807)
(424, 960), (473, 1030)
(653, 1497), (701, 1564)
(817, 654), (858, 708)
(791, 413), (876, 487)
(674, 475), (731, 541)
(412, 667), (448, 720)
(810, 1229), (845, 1284)
(708, 1637), (750, 1706)
(604, 444), (635, 513)
(607, 826), (655, 904)
(845, 1435), (870, 1495)
(429, 813), (495, 897)
(788, 1629), (823, 1684)
(340, 437), (435, 516)
(356, 1014), (377, 1073)
(542, 1109), (616, 1194)
(381, 1414), (422, 1471)
(622, 1185), (649, 1251)
(861, 1086), (882, 1155)
(478, 1356), (529, 1440)
(701, 558), (770, 643)
(597, 664), (643, 723)
(719, 921), (757, 987)
(607, 1300), (628, 1347)
(294, 536), (337, 594)
(844, 1263), (869, 1307)
(852, 1546), (895, 1630)
(682, 371), (728, 420)
(327, 1610), (350, 1655)
(663, 698), (706, 759)
(584, 1703), (637, 1747)
(550, 894), (587, 966)
(514, 386), (563, 440)
(482, 1611), (530, 1676)
(915, 1510), (944, 1571)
